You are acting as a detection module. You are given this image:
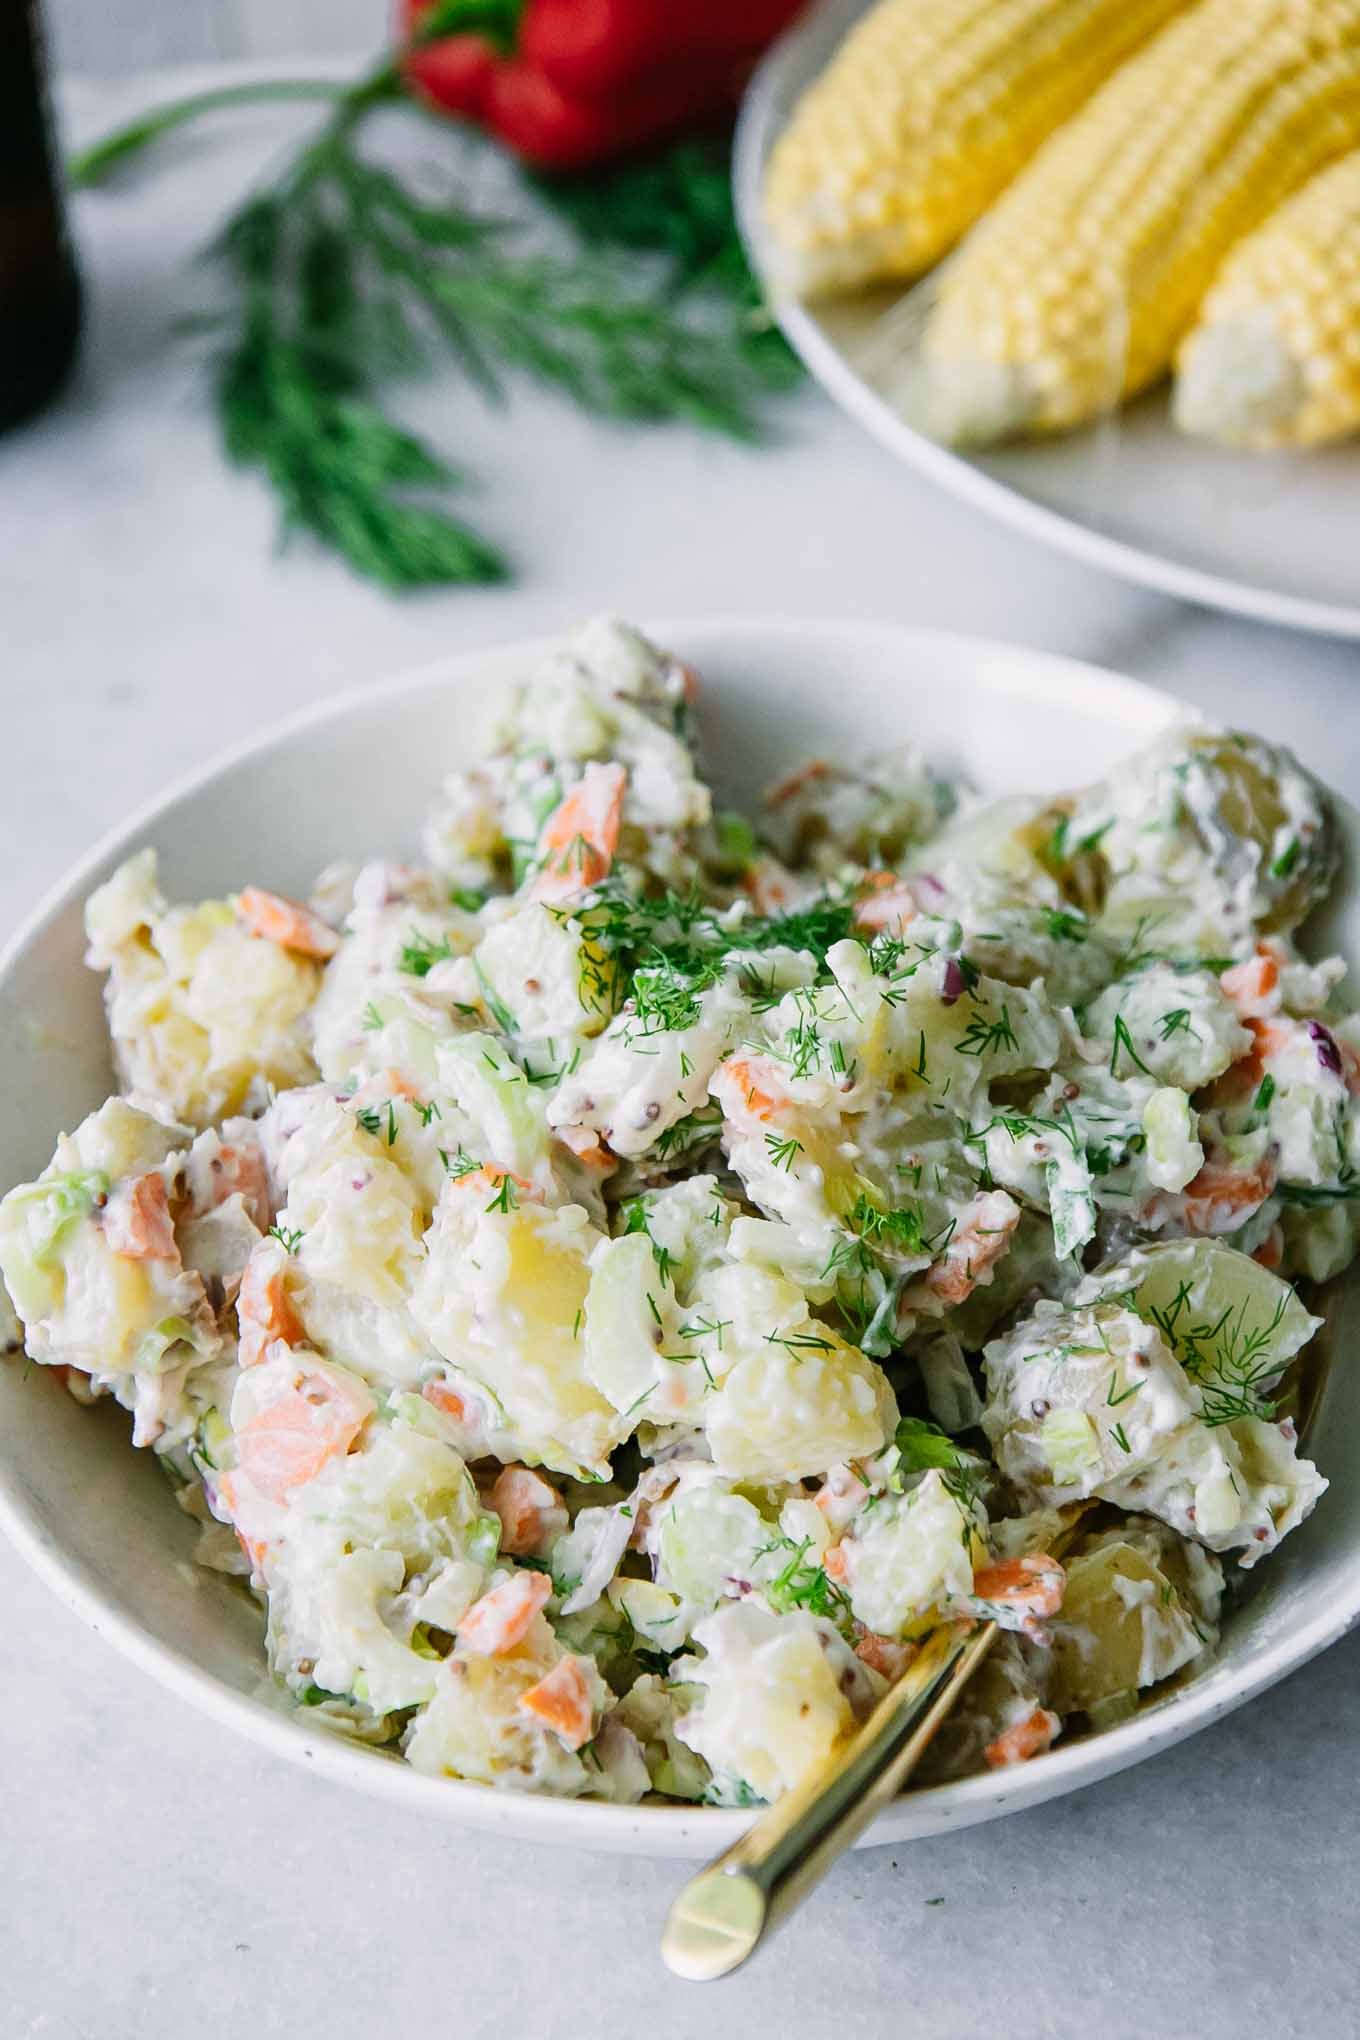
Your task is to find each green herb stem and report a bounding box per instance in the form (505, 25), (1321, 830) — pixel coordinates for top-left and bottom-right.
(69, 78), (349, 190)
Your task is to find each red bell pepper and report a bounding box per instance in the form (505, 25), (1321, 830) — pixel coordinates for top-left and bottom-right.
(518, 0), (808, 102)
(399, 0), (507, 117)
(483, 55), (743, 170)
(403, 31), (502, 119)
(403, 0), (807, 169)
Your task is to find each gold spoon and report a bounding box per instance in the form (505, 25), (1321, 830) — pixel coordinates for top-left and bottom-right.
(662, 1505), (1091, 1982)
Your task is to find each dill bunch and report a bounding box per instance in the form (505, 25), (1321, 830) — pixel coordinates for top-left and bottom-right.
(73, 73), (798, 590)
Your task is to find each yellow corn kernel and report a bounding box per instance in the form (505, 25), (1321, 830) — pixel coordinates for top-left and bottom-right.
(909, 0), (1360, 445)
(1174, 149), (1360, 448)
(761, 0), (1190, 298)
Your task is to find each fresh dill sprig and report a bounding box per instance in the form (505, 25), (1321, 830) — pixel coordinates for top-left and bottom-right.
(956, 1004), (1019, 1059)
(764, 1328), (835, 1357)
(1147, 1277), (1289, 1426)
(1038, 906), (1089, 944)
(759, 1534), (853, 1629)
(764, 1130), (803, 1172)
(618, 1196), (676, 1281)
(1157, 1007), (1200, 1043)
(399, 928), (456, 978)
(1110, 1013), (1153, 1078)
(72, 72), (797, 592)
(652, 1106), (723, 1162)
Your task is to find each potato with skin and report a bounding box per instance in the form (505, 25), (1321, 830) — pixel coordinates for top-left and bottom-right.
(85, 850), (323, 1128)
(917, 1631), (1053, 1784)
(1047, 1524), (1222, 1716)
(1054, 728), (1335, 954)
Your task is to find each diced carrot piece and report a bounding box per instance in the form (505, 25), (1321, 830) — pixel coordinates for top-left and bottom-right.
(1248, 1017), (1296, 1063)
(742, 856), (798, 916)
(1206, 1014), (1297, 1106)
(972, 1553), (1066, 1621)
(531, 762), (626, 900)
(985, 1707), (1059, 1769)
(854, 1632), (916, 1682)
(235, 1366), (372, 1502)
(922, 1192), (1019, 1306)
(353, 1067), (422, 1107)
(1252, 1225), (1285, 1271)
(201, 1138), (270, 1227)
(103, 1172), (178, 1261)
(422, 1380), (468, 1423)
(712, 1054), (795, 1127)
(447, 1165), (537, 1204)
(457, 1570), (552, 1657)
(822, 1543), (849, 1584)
(491, 1465), (566, 1557)
(855, 872), (916, 936)
(1221, 945), (1281, 1020)
(237, 886), (339, 960)
(516, 1654), (594, 1749)
(555, 1122), (614, 1171)
(237, 1236), (305, 1367)
(1180, 1156), (1277, 1236)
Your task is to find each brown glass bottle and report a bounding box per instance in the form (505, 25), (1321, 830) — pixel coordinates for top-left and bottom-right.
(0, 0), (80, 431)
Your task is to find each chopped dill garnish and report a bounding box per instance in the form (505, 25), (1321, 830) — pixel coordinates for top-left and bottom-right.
(764, 1130), (803, 1171)
(473, 960), (516, 1036)
(398, 929), (454, 978)
(760, 1535), (853, 1628)
(1157, 1007), (1200, 1042)
(1039, 907), (1089, 943)
(956, 1004), (1019, 1058)
(1147, 1276), (1289, 1425)
(764, 1328), (835, 1357)
(1110, 1013), (1153, 1078)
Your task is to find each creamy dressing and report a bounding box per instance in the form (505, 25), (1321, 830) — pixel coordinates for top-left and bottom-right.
(0, 625), (1346, 1808)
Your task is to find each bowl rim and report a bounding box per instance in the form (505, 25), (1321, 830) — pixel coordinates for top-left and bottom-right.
(4, 612), (1358, 1854)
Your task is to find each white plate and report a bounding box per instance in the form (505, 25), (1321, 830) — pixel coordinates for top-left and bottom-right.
(2, 616), (1358, 1857)
(735, 0), (1360, 640)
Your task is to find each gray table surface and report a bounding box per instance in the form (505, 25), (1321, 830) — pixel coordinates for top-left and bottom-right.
(4, 69), (1360, 2040)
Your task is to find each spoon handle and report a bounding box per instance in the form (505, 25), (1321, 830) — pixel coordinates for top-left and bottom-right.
(662, 1503), (1094, 1982)
(661, 1616), (994, 1981)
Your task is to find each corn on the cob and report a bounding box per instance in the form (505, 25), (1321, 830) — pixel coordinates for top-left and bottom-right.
(1173, 150), (1360, 447)
(760, 0), (1190, 299)
(906, 0), (1360, 446)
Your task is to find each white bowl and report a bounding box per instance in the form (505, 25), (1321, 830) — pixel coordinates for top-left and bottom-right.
(2, 617), (1357, 1857)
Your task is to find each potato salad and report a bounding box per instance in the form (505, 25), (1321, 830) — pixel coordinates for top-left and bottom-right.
(2, 619), (1348, 1807)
